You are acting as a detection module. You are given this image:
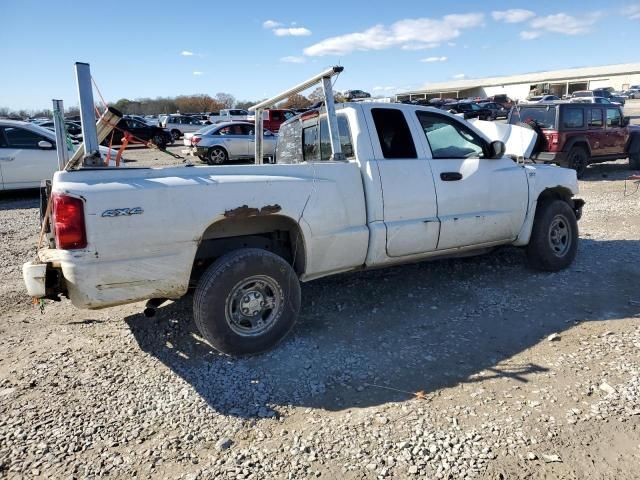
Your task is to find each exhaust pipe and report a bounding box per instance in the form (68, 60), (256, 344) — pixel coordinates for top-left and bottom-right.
(144, 298), (168, 318)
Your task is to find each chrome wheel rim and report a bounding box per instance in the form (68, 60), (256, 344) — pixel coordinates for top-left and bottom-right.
(209, 149), (226, 164)
(225, 275), (283, 337)
(548, 214), (571, 257)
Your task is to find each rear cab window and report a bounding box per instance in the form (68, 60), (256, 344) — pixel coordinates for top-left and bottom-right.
(276, 112), (354, 164)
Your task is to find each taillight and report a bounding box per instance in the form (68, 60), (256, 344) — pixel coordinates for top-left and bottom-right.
(52, 193), (87, 249)
(545, 131), (559, 145)
(191, 136), (201, 145)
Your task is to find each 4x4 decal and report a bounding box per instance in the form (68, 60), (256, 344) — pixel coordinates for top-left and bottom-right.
(101, 207), (144, 217)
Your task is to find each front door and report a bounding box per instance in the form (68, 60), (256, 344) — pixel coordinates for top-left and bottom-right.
(0, 126), (58, 189)
(604, 108), (627, 156)
(367, 107), (440, 257)
(412, 111), (529, 250)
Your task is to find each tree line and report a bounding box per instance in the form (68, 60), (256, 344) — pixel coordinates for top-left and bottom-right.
(1, 87), (346, 119)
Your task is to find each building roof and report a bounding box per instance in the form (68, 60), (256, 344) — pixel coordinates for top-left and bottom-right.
(399, 63), (640, 96)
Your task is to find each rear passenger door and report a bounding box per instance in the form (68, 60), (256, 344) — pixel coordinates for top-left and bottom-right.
(414, 111), (528, 250)
(367, 107), (440, 257)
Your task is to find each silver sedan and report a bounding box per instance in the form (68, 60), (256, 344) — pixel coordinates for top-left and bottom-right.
(187, 122), (277, 164)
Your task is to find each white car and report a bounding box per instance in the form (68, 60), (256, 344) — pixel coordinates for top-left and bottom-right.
(569, 96), (621, 105)
(159, 115), (205, 141)
(520, 94), (560, 104)
(0, 120), (118, 190)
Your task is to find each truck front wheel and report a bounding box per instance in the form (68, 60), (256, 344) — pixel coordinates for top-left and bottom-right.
(193, 248), (301, 356)
(526, 200), (578, 272)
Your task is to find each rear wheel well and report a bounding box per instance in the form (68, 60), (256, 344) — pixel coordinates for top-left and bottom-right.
(565, 140), (591, 157)
(190, 216), (306, 287)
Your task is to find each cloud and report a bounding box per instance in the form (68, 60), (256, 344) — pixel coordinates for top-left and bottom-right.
(492, 9), (536, 23)
(447, 42), (457, 47)
(280, 56), (306, 63)
(192, 71), (204, 76)
(180, 50), (195, 56)
(372, 86), (398, 91)
(303, 13), (484, 56)
(274, 27), (312, 36)
(520, 30), (542, 40)
(453, 73), (466, 79)
(622, 5), (640, 19)
(421, 56), (448, 62)
(529, 12), (601, 35)
(401, 43), (440, 50)
(263, 20), (282, 28)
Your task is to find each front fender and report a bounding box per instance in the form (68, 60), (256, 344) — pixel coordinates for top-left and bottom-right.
(513, 164), (579, 246)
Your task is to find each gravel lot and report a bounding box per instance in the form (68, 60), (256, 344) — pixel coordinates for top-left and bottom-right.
(1, 103), (639, 479)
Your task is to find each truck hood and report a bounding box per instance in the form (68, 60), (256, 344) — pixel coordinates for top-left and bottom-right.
(469, 119), (537, 159)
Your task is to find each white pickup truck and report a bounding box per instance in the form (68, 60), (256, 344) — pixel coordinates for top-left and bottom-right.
(23, 102), (584, 355)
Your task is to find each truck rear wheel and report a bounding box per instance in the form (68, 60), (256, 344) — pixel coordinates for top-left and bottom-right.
(567, 146), (589, 178)
(193, 248), (301, 356)
(526, 200), (578, 272)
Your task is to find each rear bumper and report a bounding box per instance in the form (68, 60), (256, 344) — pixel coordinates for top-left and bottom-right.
(533, 151), (568, 166)
(23, 247), (194, 309)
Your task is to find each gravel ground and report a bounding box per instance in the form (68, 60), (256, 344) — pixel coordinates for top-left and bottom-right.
(0, 104), (639, 479)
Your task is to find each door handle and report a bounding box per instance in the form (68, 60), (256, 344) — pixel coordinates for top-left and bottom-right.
(0, 156), (15, 162)
(440, 172), (463, 181)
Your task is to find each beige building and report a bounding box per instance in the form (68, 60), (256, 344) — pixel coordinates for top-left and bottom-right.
(396, 63), (640, 102)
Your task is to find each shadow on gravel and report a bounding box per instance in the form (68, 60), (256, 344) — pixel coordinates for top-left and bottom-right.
(581, 161), (637, 181)
(125, 239), (640, 419)
(0, 190), (39, 210)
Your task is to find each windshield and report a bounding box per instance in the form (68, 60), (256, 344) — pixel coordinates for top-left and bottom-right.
(509, 106), (557, 128)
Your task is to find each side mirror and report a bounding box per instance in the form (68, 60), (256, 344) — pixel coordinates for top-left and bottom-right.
(488, 140), (506, 159)
(622, 116), (630, 127)
(38, 140), (54, 149)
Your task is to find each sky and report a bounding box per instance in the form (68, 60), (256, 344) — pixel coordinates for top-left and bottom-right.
(1, 0), (639, 110)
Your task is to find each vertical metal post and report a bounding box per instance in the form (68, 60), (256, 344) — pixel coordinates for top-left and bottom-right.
(74, 62), (101, 166)
(321, 76), (344, 161)
(52, 99), (69, 170)
(255, 109), (264, 165)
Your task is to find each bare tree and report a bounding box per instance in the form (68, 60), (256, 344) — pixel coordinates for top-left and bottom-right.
(215, 92), (236, 109)
(280, 94), (312, 109)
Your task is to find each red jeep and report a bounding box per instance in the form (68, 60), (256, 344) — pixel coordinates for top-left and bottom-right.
(260, 109), (297, 133)
(509, 102), (640, 177)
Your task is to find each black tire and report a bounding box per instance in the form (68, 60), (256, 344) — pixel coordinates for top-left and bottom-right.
(526, 200), (578, 272)
(152, 134), (166, 149)
(207, 146), (228, 165)
(171, 129), (181, 141)
(567, 146), (589, 178)
(193, 248), (301, 356)
(630, 152), (640, 170)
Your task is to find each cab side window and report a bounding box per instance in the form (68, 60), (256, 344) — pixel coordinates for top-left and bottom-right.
(416, 112), (485, 159)
(3, 127), (46, 149)
(371, 108), (417, 159)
